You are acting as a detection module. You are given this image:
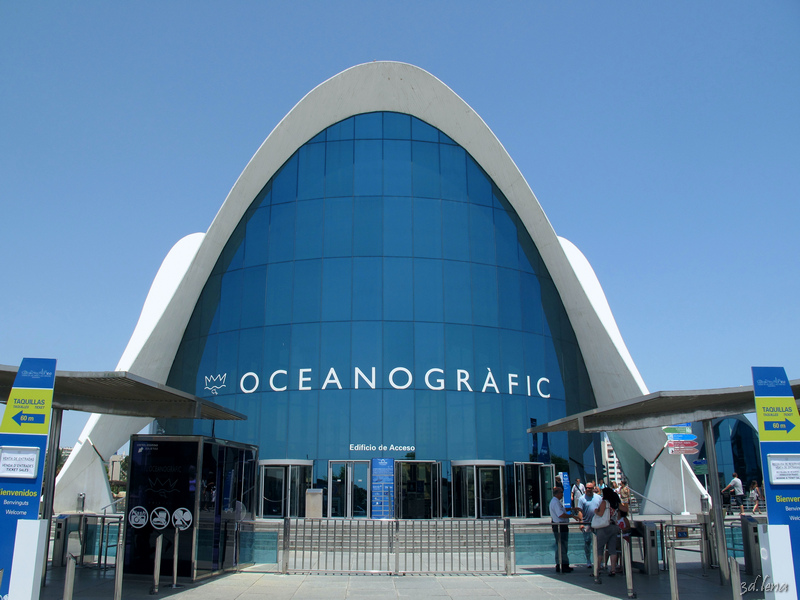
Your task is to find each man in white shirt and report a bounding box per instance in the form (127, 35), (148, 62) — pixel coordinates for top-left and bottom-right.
(722, 473), (745, 515)
(571, 478), (585, 508)
(549, 486), (574, 573)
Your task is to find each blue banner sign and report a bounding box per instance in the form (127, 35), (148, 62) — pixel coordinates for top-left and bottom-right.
(560, 472), (572, 509)
(668, 433), (697, 442)
(752, 366), (800, 596)
(371, 458), (395, 519)
(0, 358), (56, 599)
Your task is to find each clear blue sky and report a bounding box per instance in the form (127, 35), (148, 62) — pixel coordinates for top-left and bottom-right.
(2, 2), (798, 447)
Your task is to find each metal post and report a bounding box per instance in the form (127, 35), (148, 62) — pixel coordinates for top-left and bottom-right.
(281, 518), (290, 574)
(728, 556), (741, 600)
(623, 535), (636, 598)
(593, 532), (601, 584)
(393, 520), (400, 576)
(668, 541), (679, 600)
(703, 418), (731, 585)
(150, 533), (163, 595)
(504, 518), (512, 575)
(113, 518), (125, 600)
(169, 530), (182, 588)
(63, 554), (76, 600)
(40, 406), (63, 588)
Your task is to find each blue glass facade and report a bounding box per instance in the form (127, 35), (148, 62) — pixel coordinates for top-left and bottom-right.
(163, 112), (596, 516)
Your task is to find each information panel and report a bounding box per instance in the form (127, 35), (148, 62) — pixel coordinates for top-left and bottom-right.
(371, 458), (395, 519)
(0, 357), (56, 599)
(753, 366), (800, 599)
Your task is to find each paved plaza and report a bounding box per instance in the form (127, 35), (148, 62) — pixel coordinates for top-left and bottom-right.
(40, 559), (761, 600)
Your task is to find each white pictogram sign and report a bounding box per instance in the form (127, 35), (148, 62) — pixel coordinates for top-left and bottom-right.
(172, 507), (193, 530)
(150, 507), (170, 530)
(129, 506), (148, 529)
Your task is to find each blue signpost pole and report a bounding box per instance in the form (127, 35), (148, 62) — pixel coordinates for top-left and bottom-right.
(752, 366), (800, 599)
(0, 358), (57, 599)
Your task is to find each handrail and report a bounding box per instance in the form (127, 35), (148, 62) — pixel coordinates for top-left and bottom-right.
(628, 487), (679, 517)
(100, 496), (126, 515)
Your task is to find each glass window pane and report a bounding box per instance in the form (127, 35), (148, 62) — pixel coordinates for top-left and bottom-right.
(497, 268), (522, 331)
(441, 201), (470, 261)
(295, 199), (323, 260)
(383, 257), (413, 321)
(383, 197), (412, 257)
(354, 140), (382, 196)
(219, 270), (243, 332)
(471, 264), (498, 327)
(413, 258), (443, 322)
(413, 198), (442, 258)
(321, 257), (352, 322)
(272, 154), (298, 204)
(383, 113), (411, 140)
(326, 116), (354, 141)
(320, 322), (351, 389)
(446, 392), (477, 458)
(265, 262), (293, 325)
(268, 202), (295, 263)
(466, 156), (491, 206)
(355, 112), (382, 139)
(352, 257), (382, 320)
(469, 204), (495, 265)
(383, 140), (412, 196)
(383, 321), (413, 383)
(353, 197), (382, 256)
(325, 140), (354, 197)
(324, 197), (353, 257)
(411, 117), (438, 142)
(244, 207), (269, 267)
(241, 266), (266, 329)
(414, 322), (444, 390)
(494, 207), (518, 269)
(443, 261), (471, 324)
(298, 143), (325, 200)
(440, 145), (467, 201)
(412, 141), (440, 198)
(292, 259), (321, 323)
(288, 391), (318, 457)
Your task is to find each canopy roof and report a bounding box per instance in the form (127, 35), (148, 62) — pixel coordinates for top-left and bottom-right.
(528, 380), (800, 434)
(0, 364), (244, 421)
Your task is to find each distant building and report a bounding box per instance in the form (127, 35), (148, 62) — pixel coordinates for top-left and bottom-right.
(602, 436), (624, 486)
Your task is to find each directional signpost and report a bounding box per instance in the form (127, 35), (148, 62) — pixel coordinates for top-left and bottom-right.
(663, 423), (699, 456)
(0, 358), (56, 600)
(752, 366), (800, 599)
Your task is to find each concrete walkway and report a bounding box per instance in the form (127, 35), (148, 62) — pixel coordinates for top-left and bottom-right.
(40, 560), (763, 600)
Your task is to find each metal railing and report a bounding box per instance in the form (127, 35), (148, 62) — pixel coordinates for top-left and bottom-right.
(280, 518), (511, 575)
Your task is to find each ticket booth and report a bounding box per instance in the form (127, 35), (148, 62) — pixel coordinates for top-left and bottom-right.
(124, 435), (257, 580)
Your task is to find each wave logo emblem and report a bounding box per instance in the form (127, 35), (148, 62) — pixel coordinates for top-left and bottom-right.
(204, 373), (227, 395)
(21, 369), (53, 379)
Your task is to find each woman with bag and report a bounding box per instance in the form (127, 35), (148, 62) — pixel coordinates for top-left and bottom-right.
(592, 487), (621, 575)
(750, 481), (762, 514)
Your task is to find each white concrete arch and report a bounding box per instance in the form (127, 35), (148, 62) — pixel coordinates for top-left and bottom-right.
(57, 61), (697, 513)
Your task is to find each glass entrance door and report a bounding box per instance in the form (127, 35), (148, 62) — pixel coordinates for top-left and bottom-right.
(514, 462), (543, 517)
(478, 467), (503, 518)
(259, 462), (312, 518)
(397, 461), (441, 519)
(328, 461), (370, 518)
(262, 466), (286, 517)
(451, 461), (505, 518)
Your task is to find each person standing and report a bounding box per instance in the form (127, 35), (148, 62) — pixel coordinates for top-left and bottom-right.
(549, 486), (574, 573)
(593, 487), (621, 576)
(571, 478), (585, 508)
(749, 480), (762, 514)
(577, 482), (602, 568)
(722, 473), (745, 516)
(618, 480), (631, 507)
